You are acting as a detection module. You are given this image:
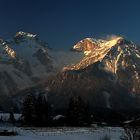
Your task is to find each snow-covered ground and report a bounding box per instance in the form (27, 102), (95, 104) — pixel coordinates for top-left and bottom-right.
(0, 126), (123, 140)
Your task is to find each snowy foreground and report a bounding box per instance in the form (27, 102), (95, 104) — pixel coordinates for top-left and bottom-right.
(0, 125), (123, 140)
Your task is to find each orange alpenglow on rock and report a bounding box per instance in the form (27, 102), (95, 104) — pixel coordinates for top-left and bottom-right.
(64, 36), (123, 71)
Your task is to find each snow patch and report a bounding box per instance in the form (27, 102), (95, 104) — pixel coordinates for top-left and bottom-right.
(103, 91), (111, 109)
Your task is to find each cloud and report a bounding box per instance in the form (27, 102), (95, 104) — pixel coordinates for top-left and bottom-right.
(50, 50), (84, 71)
(105, 34), (119, 40)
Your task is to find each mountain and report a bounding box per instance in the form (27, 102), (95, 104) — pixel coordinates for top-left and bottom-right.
(64, 37), (140, 94)
(0, 31), (55, 109)
(45, 36), (140, 110)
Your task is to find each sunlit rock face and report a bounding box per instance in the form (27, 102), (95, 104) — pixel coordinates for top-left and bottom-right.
(0, 39), (16, 60)
(73, 38), (98, 55)
(64, 37), (123, 71)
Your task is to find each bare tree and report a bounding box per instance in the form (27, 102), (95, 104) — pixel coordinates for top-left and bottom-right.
(121, 127), (140, 140)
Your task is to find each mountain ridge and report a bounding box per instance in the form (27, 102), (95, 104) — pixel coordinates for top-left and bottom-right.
(41, 36), (140, 110)
(0, 32), (140, 111)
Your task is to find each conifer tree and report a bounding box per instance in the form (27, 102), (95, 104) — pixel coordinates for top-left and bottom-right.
(22, 94), (36, 125)
(67, 96), (91, 126)
(9, 112), (15, 123)
(35, 94), (49, 125)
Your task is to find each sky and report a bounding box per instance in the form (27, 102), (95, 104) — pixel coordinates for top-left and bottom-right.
(0, 0), (140, 50)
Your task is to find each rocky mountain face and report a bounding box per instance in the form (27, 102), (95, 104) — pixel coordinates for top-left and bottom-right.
(45, 37), (140, 110)
(0, 32), (55, 109)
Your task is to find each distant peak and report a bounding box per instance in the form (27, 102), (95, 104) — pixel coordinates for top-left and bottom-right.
(15, 31), (37, 39)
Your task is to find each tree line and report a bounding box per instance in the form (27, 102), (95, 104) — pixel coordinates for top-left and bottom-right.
(21, 94), (91, 126)
(8, 93), (136, 127)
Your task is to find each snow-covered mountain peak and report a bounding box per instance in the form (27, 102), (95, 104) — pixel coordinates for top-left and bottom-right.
(73, 36), (123, 56)
(14, 31), (37, 40)
(63, 36), (140, 73)
(73, 37), (123, 56)
(0, 32), (55, 99)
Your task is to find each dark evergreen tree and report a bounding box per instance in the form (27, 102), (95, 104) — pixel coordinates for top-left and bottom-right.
(42, 97), (51, 125)
(84, 102), (92, 125)
(35, 94), (50, 126)
(9, 112), (15, 124)
(35, 94), (43, 125)
(22, 94), (36, 125)
(66, 96), (91, 126)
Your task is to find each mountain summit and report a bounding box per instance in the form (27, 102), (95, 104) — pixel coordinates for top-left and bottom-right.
(64, 37), (125, 71)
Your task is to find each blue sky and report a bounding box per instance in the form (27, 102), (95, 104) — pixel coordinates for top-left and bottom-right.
(0, 0), (140, 49)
